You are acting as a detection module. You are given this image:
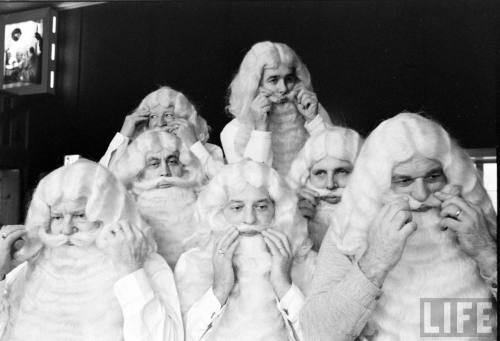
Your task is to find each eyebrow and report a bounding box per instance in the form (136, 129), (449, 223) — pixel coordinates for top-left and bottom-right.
(255, 199), (270, 204)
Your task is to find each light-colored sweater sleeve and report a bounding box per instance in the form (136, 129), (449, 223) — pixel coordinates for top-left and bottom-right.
(300, 235), (382, 341)
(114, 253), (184, 341)
(99, 132), (130, 167)
(189, 142), (225, 180)
(220, 120), (273, 165)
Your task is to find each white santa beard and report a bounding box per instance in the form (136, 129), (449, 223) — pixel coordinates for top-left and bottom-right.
(309, 201), (338, 251)
(367, 209), (493, 341)
(269, 102), (309, 177)
(208, 235), (289, 341)
(136, 186), (197, 268)
(5, 245), (123, 341)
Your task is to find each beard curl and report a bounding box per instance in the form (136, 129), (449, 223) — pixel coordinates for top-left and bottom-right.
(132, 174), (200, 196)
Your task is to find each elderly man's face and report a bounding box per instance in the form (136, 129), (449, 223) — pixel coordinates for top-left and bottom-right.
(223, 184), (275, 230)
(260, 64), (296, 99)
(142, 150), (183, 182)
(310, 156), (353, 190)
(148, 104), (176, 129)
(390, 157), (447, 202)
(49, 198), (99, 239)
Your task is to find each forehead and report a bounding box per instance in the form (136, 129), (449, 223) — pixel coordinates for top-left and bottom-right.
(262, 64), (294, 78)
(227, 183), (271, 202)
(146, 149), (180, 159)
(312, 156), (352, 170)
(51, 197), (87, 212)
(392, 156), (442, 176)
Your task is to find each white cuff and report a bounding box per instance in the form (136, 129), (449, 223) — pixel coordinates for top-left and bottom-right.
(204, 287), (224, 316)
(113, 268), (154, 309)
(304, 115), (324, 134)
(277, 283), (305, 323)
(244, 130), (272, 163)
(110, 132), (129, 149)
(190, 141), (211, 161)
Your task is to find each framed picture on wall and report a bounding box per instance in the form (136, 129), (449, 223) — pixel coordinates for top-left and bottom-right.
(0, 7), (57, 95)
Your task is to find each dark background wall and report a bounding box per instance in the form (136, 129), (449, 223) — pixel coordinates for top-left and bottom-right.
(3, 0), (498, 203)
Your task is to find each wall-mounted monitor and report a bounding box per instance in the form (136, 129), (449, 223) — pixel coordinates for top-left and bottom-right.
(0, 7), (57, 95)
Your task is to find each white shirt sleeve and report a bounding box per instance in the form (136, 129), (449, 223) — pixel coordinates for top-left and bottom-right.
(189, 142), (225, 180)
(185, 287), (225, 341)
(220, 120), (272, 166)
(277, 283), (306, 341)
(99, 133), (130, 167)
(304, 114), (329, 136)
(113, 253), (184, 341)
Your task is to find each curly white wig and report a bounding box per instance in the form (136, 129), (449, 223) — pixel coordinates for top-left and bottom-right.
(196, 159), (311, 255)
(227, 41), (313, 121)
(133, 86), (210, 143)
(287, 127), (363, 191)
(18, 159), (155, 261)
(110, 129), (205, 191)
(330, 112), (497, 258)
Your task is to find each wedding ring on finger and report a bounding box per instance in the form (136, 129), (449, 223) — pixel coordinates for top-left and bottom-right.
(1, 232), (7, 239)
(455, 209), (462, 219)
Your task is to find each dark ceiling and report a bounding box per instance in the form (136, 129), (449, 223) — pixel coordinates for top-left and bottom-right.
(0, 1), (104, 15)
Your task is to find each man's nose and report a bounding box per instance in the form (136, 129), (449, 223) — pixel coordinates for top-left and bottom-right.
(277, 79), (287, 94)
(411, 178), (430, 202)
(326, 173), (338, 190)
(160, 161), (172, 177)
(61, 216), (76, 235)
(243, 207), (256, 225)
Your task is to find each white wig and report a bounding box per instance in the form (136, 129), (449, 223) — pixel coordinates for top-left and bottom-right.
(134, 86), (210, 143)
(227, 41), (313, 121)
(196, 159), (311, 255)
(18, 159), (155, 261)
(330, 112), (497, 258)
(110, 129), (205, 191)
(287, 127), (363, 191)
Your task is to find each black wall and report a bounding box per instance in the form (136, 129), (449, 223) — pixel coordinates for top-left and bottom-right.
(20, 1), (499, 189)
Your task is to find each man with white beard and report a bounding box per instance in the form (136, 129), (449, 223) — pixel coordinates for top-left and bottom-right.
(301, 113), (497, 340)
(288, 127), (363, 251)
(111, 129), (204, 268)
(221, 41), (333, 177)
(0, 159), (183, 341)
(174, 160), (317, 341)
(101, 86), (224, 180)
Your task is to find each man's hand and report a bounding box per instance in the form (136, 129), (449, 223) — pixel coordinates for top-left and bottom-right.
(296, 88), (319, 122)
(298, 188), (319, 219)
(171, 118), (199, 148)
(212, 227), (240, 305)
(119, 109), (149, 138)
(262, 229), (293, 300)
(250, 89), (272, 131)
(0, 225), (26, 278)
(359, 199), (417, 287)
(435, 191), (496, 266)
(97, 220), (142, 277)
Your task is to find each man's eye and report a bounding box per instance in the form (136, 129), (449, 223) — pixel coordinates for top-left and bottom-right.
(168, 159), (179, 166)
(393, 178), (413, 187)
(150, 114), (158, 119)
(268, 77), (278, 84)
(74, 213), (85, 219)
(148, 161), (160, 167)
(230, 205), (243, 211)
(425, 171), (444, 182)
(313, 170), (327, 177)
(336, 168), (350, 175)
(51, 215), (63, 220)
(285, 75), (296, 84)
(255, 204), (268, 211)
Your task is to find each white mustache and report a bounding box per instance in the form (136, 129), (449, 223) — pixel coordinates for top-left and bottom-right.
(39, 228), (100, 248)
(306, 184), (344, 198)
(133, 175), (198, 194)
(235, 223), (271, 235)
(383, 192), (442, 211)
